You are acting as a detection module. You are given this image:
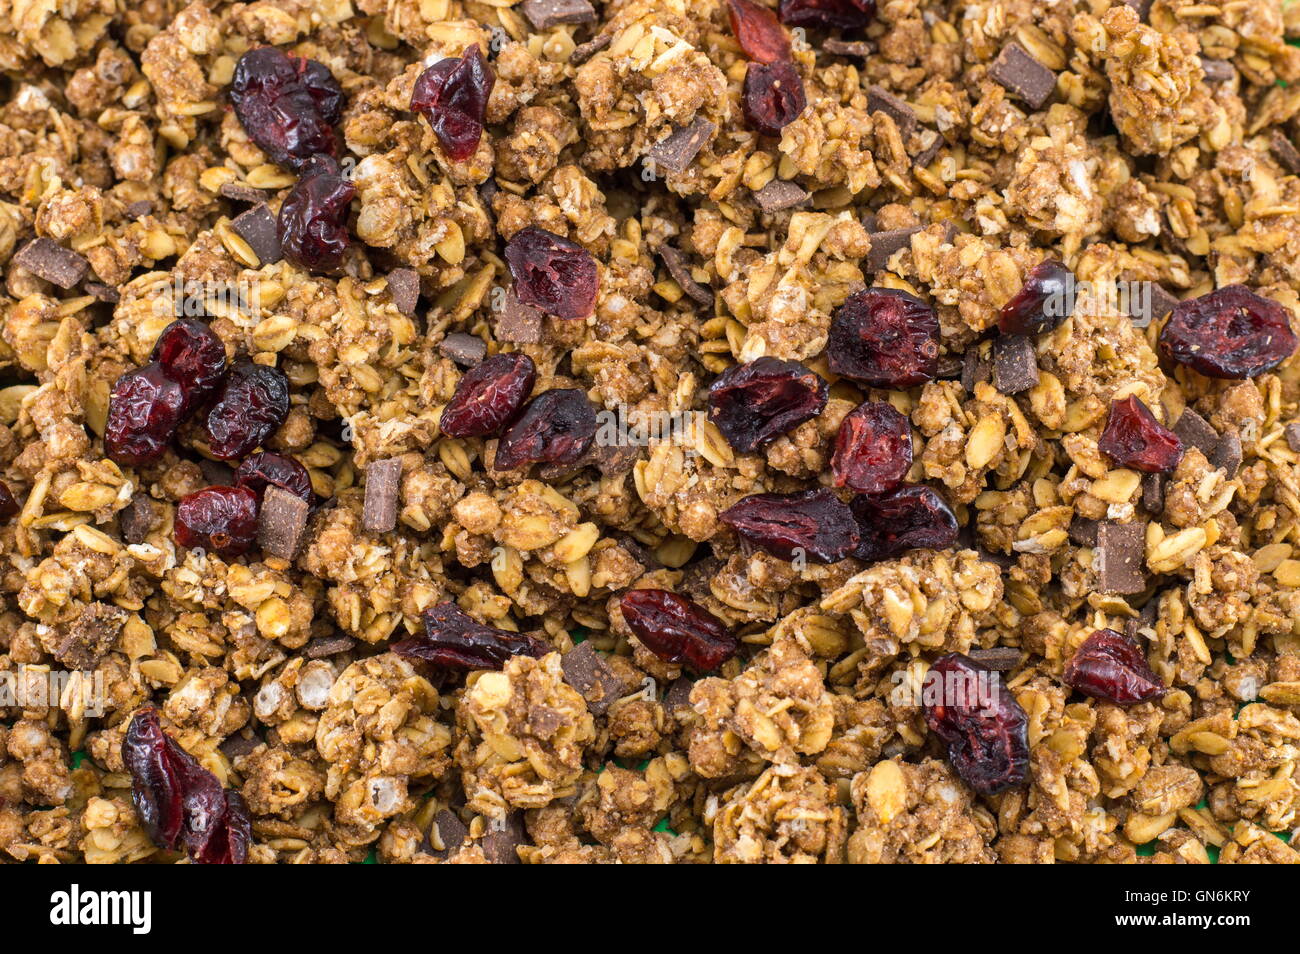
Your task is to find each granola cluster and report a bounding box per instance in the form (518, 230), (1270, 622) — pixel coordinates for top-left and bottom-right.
(2, 0), (1300, 864)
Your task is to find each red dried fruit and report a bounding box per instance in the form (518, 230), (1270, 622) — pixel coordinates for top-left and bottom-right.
(742, 60), (807, 137)
(234, 451), (313, 504)
(174, 486), (260, 559)
(150, 318), (227, 415)
(708, 356), (827, 453)
(924, 653), (1030, 796)
(0, 480), (17, 520)
(391, 602), (548, 672)
(1063, 628), (1167, 705)
(720, 488), (859, 563)
(997, 260), (1074, 335)
(728, 0), (791, 64)
(779, 0), (876, 29)
(1097, 395), (1183, 473)
(827, 288), (940, 388)
(440, 352), (536, 438)
(203, 360), (290, 460)
(229, 47), (344, 172)
(850, 484), (958, 561)
(123, 707), (250, 864)
(278, 155), (356, 273)
(1158, 284), (1298, 380)
(410, 44), (495, 161)
(105, 362), (187, 466)
(503, 226), (599, 319)
(620, 589), (738, 671)
(831, 401), (912, 493)
(493, 388), (597, 471)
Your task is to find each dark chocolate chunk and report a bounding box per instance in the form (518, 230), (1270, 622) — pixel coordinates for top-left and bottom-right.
(821, 38), (874, 58)
(362, 457), (402, 533)
(1096, 522), (1146, 595)
(1211, 430), (1242, 477)
(966, 647), (1022, 671)
(588, 438), (642, 477)
(1270, 130), (1300, 176)
(305, 634), (357, 659)
(257, 485), (310, 561)
(1141, 472), (1166, 516)
(118, 492), (157, 544)
(1173, 407), (1218, 457)
(572, 32), (612, 64)
(989, 42), (1057, 111)
(1131, 283), (1178, 328)
(387, 268), (420, 316)
(478, 811), (526, 864)
(219, 182), (268, 203)
(935, 355), (964, 380)
(124, 199), (154, 220)
(1199, 57), (1234, 84)
(865, 226), (922, 274)
(1068, 517), (1099, 548)
(230, 203), (281, 266)
(656, 244), (713, 306)
(961, 346), (992, 394)
(912, 129), (945, 167)
(664, 676), (695, 712)
(219, 731), (264, 762)
(646, 117), (716, 175)
(427, 809), (470, 859)
(84, 281), (120, 303)
(494, 287), (544, 344)
(13, 238), (90, 289)
(753, 178), (810, 213)
(438, 332), (487, 367)
(199, 458), (235, 486)
(55, 602), (127, 670)
(867, 85), (916, 138)
(992, 334), (1039, 395)
(521, 0), (596, 30)
(561, 642), (627, 716)
(1285, 423), (1300, 453)
(613, 532), (661, 571)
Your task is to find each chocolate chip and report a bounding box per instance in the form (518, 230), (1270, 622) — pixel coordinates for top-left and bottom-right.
(362, 458), (402, 533)
(1096, 522), (1146, 595)
(1285, 423), (1300, 453)
(13, 238), (90, 289)
(988, 42), (1057, 111)
(305, 634), (357, 659)
(521, 0), (596, 30)
(218, 182), (268, 203)
(1173, 408), (1219, 457)
(1131, 283), (1179, 329)
(230, 203), (281, 266)
(753, 178), (810, 213)
(257, 485), (311, 561)
(1199, 57), (1234, 84)
(219, 732), (263, 762)
(479, 811), (527, 864)
(387, 268), (420, 316)
(656, 244), (713, 306)
(867, 85), (916, 139)
(912, 129), (945, 168)
(571, 32), (612, 64)
(1068, 517), (1099, 548)
(199, 458), (235, 486)
(613, 532), (661, 571)
(821, 38), (874, 58)
(646, 117), (716, 175)
(935, 354), (964, 380)
(664, 676), (695, 712)
(966, 647), (1022, 671)
(1140, 472), (1166, 516)
(438, 332), (487, 367)
(865, 226), (921, 274)
(494, 286), (544, 344)
(588, 438), (642, 477)
(118, 492), (157, 544)
(55, 602), (127, 670)
(427, 810), (470, 859)
(961, 346), (991, 394)
(84, 281), (119, 303)
(1270, 130), (1300, 176)
(992, 334), (1039, 395)
(1211, 430), (1242, 477)
(561, 642), (627, 717)
(124, 199), (154, 220)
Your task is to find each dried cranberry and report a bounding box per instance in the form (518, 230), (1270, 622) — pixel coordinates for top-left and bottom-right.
(440, 352), (536, 438)
(831, 401), (912, 493)
(229, 47), (344, 172)
(721, 488), (859, 563)
(391, 602), (548, 672)
(504, 226), (599, 320)
(105, 362), (186, 466)
(1063, 629), (1167, 705)
(728, 0), (792, 63)
(150, 318), (227, 415)
(924, 653), (1030, 796)
(827, 288), (940, 388)
(620, 589), (738, 671)
(0, 480), (17, 520)
(779, 0), (876, 29)
(742, 60), (806, 137)
(1158, 284), (1298, 380)
(708, 357), (827, 453)
(1097, 395), (1183, 474)
(234, 451), (313, 504)
(850, 484), (958, 561)
(174, 486), (259, 559)
(997, 260), (1074, 335)
(493, 388), (597, 471)
(123, 707), (250, 863)
(278, 155), (356, 273)
(410, 44), (495, 161)
(203, 360), (290, 460)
